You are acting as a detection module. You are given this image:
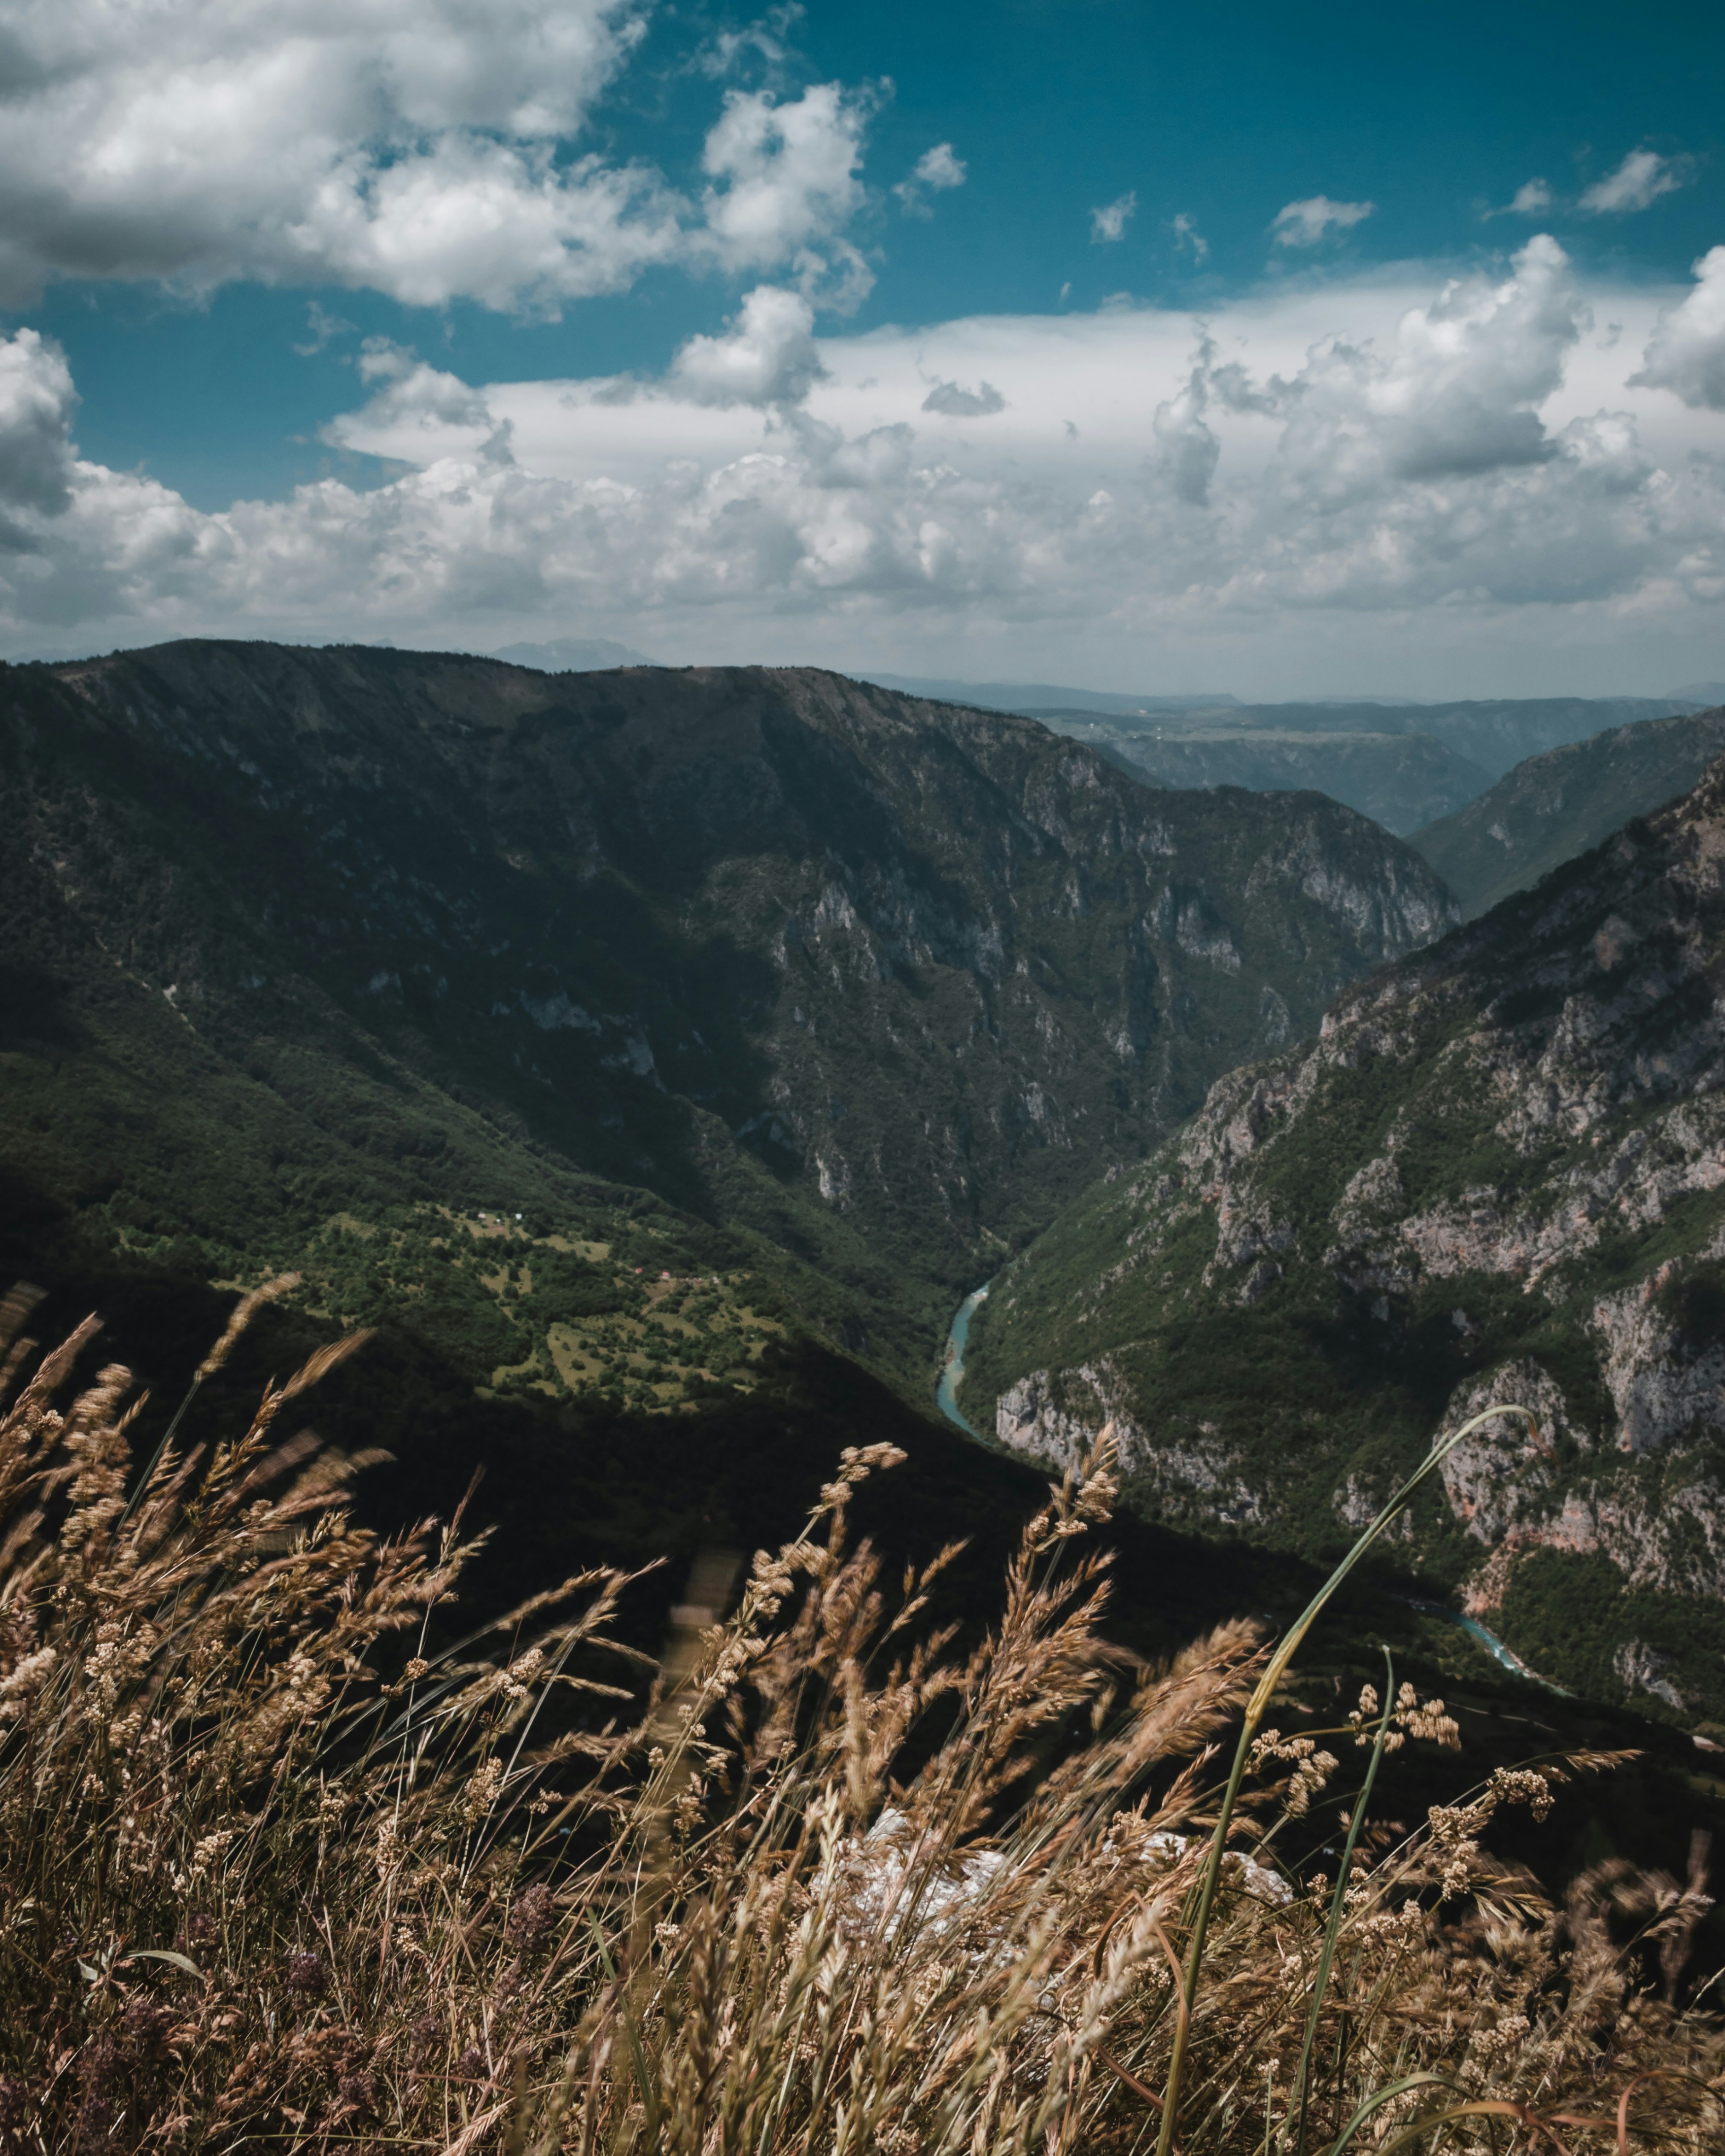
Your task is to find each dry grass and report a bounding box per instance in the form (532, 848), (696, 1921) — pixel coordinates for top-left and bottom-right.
(0, 1282), (1721, 2154)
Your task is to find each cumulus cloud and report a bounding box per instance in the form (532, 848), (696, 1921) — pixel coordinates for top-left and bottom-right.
(331, 339), (514, 463)
(5, 242), (1725, 665)
(1274, 236), (1587, 504)
(1580, 148), (1692, 215)
(1633, 246), (1725, 411)
(1485, 178), (1554, 219)
(920, 379), (1006, 416)
(698, 82), (872, 293)
(0, 2), (878, 312)
(1090, 193), (1137, 243)
(671, 286), (826, 406)
(1272, 196), (1375, 247)
(0, 331), (79, 522)
(894, 142), (966, 216)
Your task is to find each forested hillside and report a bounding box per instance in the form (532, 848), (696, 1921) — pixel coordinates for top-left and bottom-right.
(2, 642), (1452, 1375)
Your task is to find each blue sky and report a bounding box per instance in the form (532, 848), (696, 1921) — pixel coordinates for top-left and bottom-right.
(1, 0), (1722, 696)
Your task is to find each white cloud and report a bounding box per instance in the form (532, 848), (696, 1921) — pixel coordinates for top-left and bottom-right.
(698, 83), (871, 287)
(1273, 236), (1587, 503)
(1170, 212), (1208, 262)
(1485, 178), (1554, 220)
(1150, 373), (1219, 506)
(293, 302), (358, 357)
(697, 7), (799, 80)
(337, 339), (512, 459)
(1272, 196), (1375, 248)
(1580, 148), (1692, 215)
(671, 285), (826, 406)
(894, 142), (966, 216)
(1633, 246), (1725, 411)
(0, 2), (878, 312)
(0, 331), (79, 522)
(5, 243), (1725, 692)
(1090, 193), (1137, 244)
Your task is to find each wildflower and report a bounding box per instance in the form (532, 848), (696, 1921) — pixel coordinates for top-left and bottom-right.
(505, 1884), (556, 1953)
(188, 1827), (241, 1882)
(498, 1647), (544, 1702)
(462, 1757), (504, 1826)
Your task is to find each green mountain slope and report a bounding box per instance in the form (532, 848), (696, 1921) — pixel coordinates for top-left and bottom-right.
(1411, 706), (1725, 917)
(8, 640), (1725, 1841)
(965, 752), (1725, 1727)
(1045, 717), (1490, 835)
(2, 642), (1453, 1380)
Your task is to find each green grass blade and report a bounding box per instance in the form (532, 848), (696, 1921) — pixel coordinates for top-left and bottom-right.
(1152, 1403), (1536, 2156)
(1291, 1647), (1395, 2156)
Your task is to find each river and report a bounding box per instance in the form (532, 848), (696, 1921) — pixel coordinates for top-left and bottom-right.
(935, 1288), (1567, 1691)
(1405, 1599), (1571, 1694)
(935, 1284), (991, 1438)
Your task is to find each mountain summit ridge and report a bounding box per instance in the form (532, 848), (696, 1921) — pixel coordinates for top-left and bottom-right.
(4, 639), (1453, 1388)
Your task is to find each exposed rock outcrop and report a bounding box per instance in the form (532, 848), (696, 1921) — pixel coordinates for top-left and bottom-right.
(972, 751), (1725, 1717)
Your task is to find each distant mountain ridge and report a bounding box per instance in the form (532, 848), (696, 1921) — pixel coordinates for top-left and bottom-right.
(1412, 706), (1725, 916)
(964, 749), (1725, 1725)
(858, 671), (1235, 718)
(1065, 720), (1491, 837)
(0, 641), (1452, 1399)
(866, 674), (1708, 835)
(492, 636), (654, 670)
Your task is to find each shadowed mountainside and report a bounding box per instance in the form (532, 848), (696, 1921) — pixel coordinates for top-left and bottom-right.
(2, 641), (1453, 1386)
(6, 640), (1723, 1854)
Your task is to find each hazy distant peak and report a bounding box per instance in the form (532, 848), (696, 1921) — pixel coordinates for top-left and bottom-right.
(858, 671), (1236, 717)
(493, 637), (654, 672)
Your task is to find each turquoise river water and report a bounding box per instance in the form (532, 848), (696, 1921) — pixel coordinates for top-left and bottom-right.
(934, 1290), (1563, 1690)
(935, 1284), (991, 1438)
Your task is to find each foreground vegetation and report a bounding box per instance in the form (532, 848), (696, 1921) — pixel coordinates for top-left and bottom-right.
(1, 1282), (1721, 2153)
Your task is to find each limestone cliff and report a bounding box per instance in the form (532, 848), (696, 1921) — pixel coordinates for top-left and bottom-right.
(968, 753), (1725, 1724)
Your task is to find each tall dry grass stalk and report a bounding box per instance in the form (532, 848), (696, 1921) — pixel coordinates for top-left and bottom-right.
(0, 1285), (1720, 2153)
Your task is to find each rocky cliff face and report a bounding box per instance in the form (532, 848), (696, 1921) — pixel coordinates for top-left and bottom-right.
(6, 643), (1453, 1350)
(966, 753), (1725, 1725)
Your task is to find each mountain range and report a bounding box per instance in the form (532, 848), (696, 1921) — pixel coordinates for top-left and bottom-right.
(855, 672), (1712, 838)
(1048, 697), (1711, 837)
(13, 635), (1725, 1756)
(1410, 708), (1725, 916)
(0, 641), (1449, 1393)
(964, 748), (1725, 1725)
